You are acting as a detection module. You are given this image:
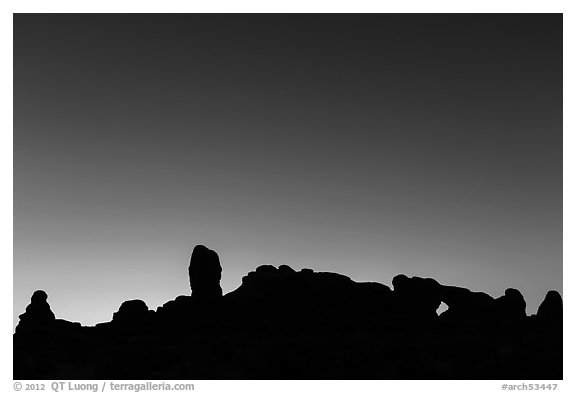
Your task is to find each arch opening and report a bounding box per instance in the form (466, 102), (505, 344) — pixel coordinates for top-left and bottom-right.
(436, 301), (449, 316)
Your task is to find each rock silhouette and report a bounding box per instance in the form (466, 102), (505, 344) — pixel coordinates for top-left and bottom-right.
(112, 299), (155, 325)
(15, 290), (56, 334)
(494, 288), (527, 320)
(536, 290), (563, 324)
(188, 244), (222, 301)
(14, 245), (562, 380)
(438, 285), (495, 322)
(391, 275), (442, 321)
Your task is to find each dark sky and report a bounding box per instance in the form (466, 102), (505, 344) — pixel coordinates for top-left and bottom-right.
(14, 14), (562, 327)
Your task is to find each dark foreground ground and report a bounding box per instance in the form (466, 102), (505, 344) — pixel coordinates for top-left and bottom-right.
(14, 245), (562, 380)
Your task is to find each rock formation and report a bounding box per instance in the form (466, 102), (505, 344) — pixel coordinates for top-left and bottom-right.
(494, 288), (527, 319)
(438, 285), (495, 322)
(13, 245), (563, 380)
(188, 245), (223, 301)
(391, 275), (442, 320)
(536, 290), (563, 323)
(16, 290), (56, 334)
(112, 299), (154, 325)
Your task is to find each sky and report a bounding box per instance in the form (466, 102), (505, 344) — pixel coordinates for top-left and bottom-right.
(13, 14), (562, 328)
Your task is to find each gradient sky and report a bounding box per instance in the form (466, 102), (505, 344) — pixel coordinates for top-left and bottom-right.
(14, 14), (562, 328)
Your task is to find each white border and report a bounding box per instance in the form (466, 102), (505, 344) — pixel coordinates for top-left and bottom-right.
(3, 2), (572, 392)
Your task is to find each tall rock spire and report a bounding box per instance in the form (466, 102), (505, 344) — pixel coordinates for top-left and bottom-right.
(188, 245), (223, 301)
